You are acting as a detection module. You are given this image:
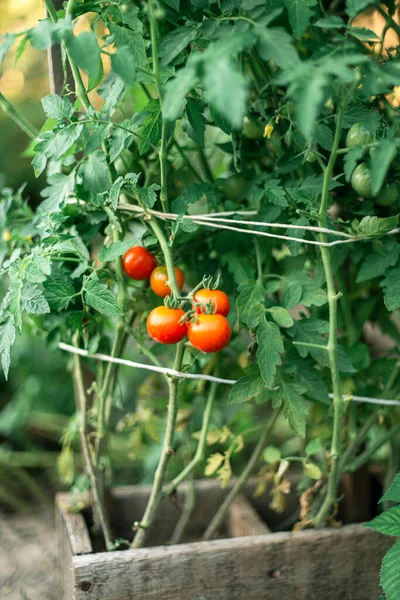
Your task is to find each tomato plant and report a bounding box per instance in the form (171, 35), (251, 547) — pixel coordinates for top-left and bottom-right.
(1, 0), (400, 591)
(122, 246), (157, 280)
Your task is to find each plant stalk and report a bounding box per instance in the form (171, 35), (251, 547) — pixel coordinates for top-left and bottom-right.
(71, 332), (113, 550)
(313, 105), (345, 528)
(0, 92), (39, 139)
(131, 341), (185, 548)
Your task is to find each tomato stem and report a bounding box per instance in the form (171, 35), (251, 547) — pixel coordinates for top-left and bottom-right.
(0, 92), (39, 140)
(313, 104), (345, 528)
(162, 379), (218, 499)
(131, 340), (186, 548)
(71, 332), (113, 550)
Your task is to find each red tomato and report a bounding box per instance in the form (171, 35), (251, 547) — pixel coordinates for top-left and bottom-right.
(122, 246), (157, 280)
(150, 266), (184, 297)
(146, 306), (187, 344)
(188, 314), (231, 353)
(193, 289), (230, 317)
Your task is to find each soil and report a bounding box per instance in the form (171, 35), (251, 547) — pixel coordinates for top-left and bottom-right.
(0, 507), (57, 600)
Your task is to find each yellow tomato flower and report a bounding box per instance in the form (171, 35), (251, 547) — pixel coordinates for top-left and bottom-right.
(264, 124), (274, 139)
(2, 230), (11, 242)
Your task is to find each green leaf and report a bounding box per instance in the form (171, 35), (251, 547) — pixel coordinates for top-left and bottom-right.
(287, 318), (329, 358)
(352, 215), (399, 238)
(85, 123), (111, 156)
(305, 437), (323, 455)
(263, 446), (282, 463)
(29, 18), (71, 50)
(380, 266), (400, 311)
(163, 0), (180, 10)
(83, 275), (123, 316)
(67, 32), (102, 89)
(0, 315), (16, 380)
(257, 320), (284, 388)
(108, 125), (134, 163)
(41, 94), (74, 121)
(344, 146), (364, 182)
(184, 98), (206, 148)
(367, 506), (400, 536)
(346, 0), (374, 18)
(109, 23), (150, 83)
(99, 239), (139, 263)
(81, 151), (112, 195)
(203, 57), (248, 129)
(228, 367), (264, 405)
(41, 123), (83, 160)
(266, 306), (294, 328)
(40, 172), (75, 213)
(265, 186), (288, 207)
(370, 139), (397, 196)
(139, 99), (162, 155)
(380, 472), (400, 504)
(237, 279), (265, 326)
(280, 379), (310, 437)
(172, 183), (212, 214)
(44, 280), (75, 311)
(284, 0), (318, 38)
(304, 462), (322, 479)
(357, 239), (400, 283)
(109, 176), (125, 210)
(380, 540), (400, 600)
(314, 123), (333, 151)
(137, 183), (160, 209)
(111, 46), (137, 85)
(256, 27), (299, 68)
(163, 65), (198, 121)
(283, 271), (327, 308)
(210, 106), (232, 134)
(21, 283), (50, 315)
(159, 26), (197, 66)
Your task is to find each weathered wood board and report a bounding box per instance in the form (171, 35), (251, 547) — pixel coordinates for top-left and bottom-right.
(57, 480), (393, 600)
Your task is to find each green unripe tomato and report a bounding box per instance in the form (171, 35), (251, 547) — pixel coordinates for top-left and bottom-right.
(351, 163), (373, 198)
(243, 116), (264, 140)
(221, 175), (249, 200)
(376, 182), (399, 206)
(305, 149), (317, 163)
(346, 122), (375, 149)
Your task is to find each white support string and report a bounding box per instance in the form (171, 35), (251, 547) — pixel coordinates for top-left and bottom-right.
(58, 342), (400, 407)
(118, 203), (399, 248)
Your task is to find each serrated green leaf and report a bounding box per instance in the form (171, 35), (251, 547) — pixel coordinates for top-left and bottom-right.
(367, 506), (400, 536)
(44, 280), (75, 311)
(263, 446), (282, 463)
(370, 139), (397, 196)
(109, 23), (150, 83)
(380, 540), (400, 600)
(305, 437), (323, 455)
(257, 320), (284, 388)
(228, 370), (264, 405)
(357, 239), (400, 283)
(0, 34), (16, 71)
(41, 94), (74, 121)
(139, 99), (162, 155)
(85, 123), (111, 156)
(352, 215), (399, 238)
(304, 461), (322, 479)
(280, 378), (310, 437)
(267, 306), (294, 328)
(380, 472), (400, 504)
(256, 27), (299, 68)
(203, 57), (248, 130)
(237, 279), (265, 326)
(108, 125), (134, 163)
(109, 176), (125, 210)
(346, 0), (375, 18)
(98, 239), (139, 263)
(284, 0), (318, 38)
(111, 46), (137, 85)
(81, 151), (112, 195)
(40, 172), (75, 213)
(0, 315), (16, 380)
(67, 32), (102, 88)
(83, 275), (123, 316)
(380, 266), (400, 311)
(159, 26), (197, 66)
(184, 98), (206, 148)
(163, 65), (197, 121)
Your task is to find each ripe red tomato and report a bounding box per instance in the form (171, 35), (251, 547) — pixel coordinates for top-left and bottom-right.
(188, 314), (231, 353)
(150, 266), (184, 297)
(122, 246), (157, 280)
(146, 306), (187, 344)
(193, 289), (230, 317)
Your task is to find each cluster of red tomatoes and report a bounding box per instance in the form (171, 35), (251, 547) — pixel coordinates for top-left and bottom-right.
(122, 246), (231, 353)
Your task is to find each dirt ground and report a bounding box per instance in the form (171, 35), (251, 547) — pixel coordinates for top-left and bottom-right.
(0, 508), (57, 600)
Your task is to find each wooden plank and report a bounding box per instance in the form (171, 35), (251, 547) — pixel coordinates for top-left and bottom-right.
(56, 493), (92, 555)
(228, 495), (271, 537)
(72, 525), (392, 600)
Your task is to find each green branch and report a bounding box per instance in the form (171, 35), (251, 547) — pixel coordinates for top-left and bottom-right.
(0, 92), (39, 139)
(314, 105), (345, 528)
(131, 340), (186, 548)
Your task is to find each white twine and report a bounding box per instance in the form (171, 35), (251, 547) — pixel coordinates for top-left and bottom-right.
(58, 342), (400, 407)
(118, 203), (399, 248)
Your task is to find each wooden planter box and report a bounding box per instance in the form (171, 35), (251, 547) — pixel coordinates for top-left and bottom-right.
(57, 479), (392, 600)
